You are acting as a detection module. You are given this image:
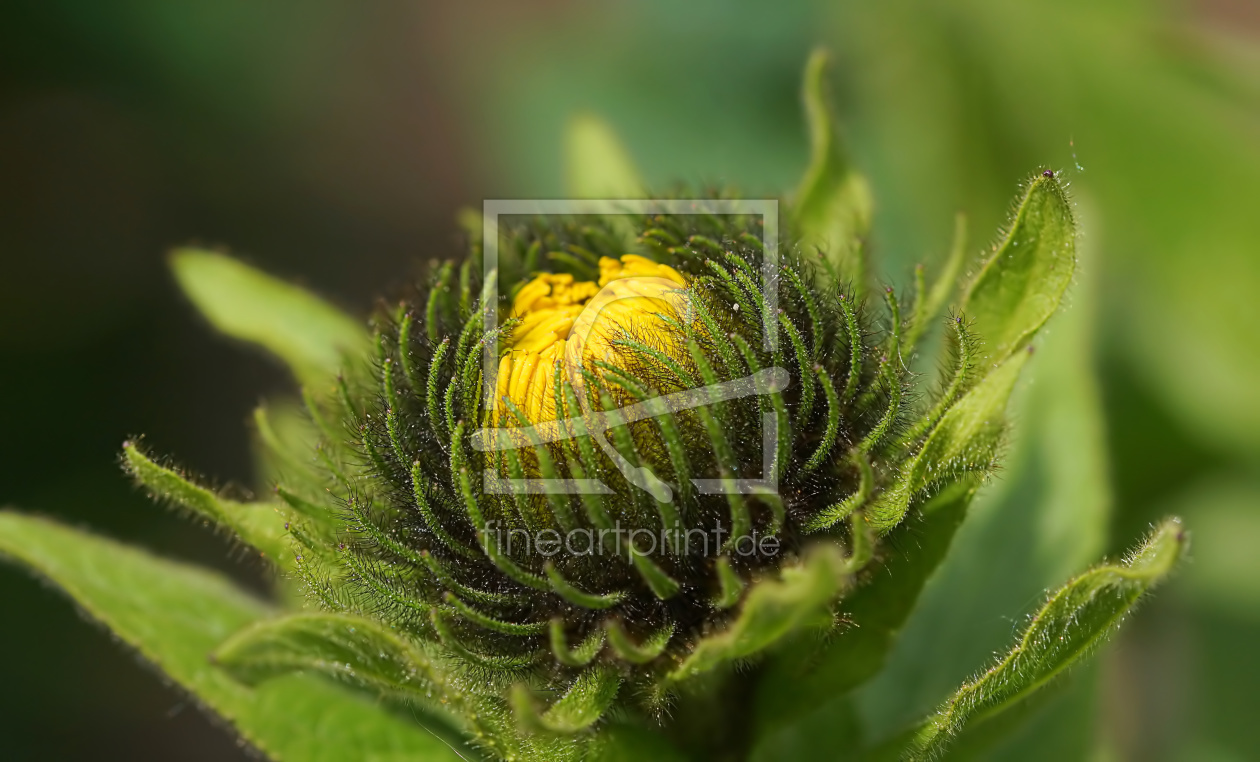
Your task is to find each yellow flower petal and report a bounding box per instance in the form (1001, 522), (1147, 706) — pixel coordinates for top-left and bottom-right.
(495, 255), (692, 427)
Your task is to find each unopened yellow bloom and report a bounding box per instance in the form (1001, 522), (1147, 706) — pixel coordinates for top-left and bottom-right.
(494, 255), (689, 424)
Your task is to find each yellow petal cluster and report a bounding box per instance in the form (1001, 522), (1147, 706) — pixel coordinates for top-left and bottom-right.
(494, 255), (688, 425)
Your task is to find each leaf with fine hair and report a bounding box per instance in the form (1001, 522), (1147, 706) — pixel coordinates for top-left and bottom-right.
(512, 667), (622, 734)
(750, 483), (975, 758)
(122, 441), (292, 566)
(210, 612), (508, 754)
(868, 348), (1029, 533)
(252, 399), (332, 501)
(854, 243), (1112, 756)
(170, 249), (369, 387)
(791, 48), (873, 290)
(0, 511), (471, 762)
(900, 518), (1186, 761)
(668, 545), (846, 682)
(213, 612), (437, 693)
(959, 172), (1076, 369)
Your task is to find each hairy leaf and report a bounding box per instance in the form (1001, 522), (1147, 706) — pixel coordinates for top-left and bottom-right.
(901, 518), (1185, 761)
(122, 441), (292, 566)
(959, 172), (1076, 368)
(868, 349), (1029, 532)
(855, 249), (1111, 751)
(751, 484), (974, 757)
(213, 612), (435, 693)
(170, 249), (368, 387)
(513, 667), (622, 734)
(0, 512), (470, 762)
(668, 545), (845, 682)
(253, 399), (332, 500)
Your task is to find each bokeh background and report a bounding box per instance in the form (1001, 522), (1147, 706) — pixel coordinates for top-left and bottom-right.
(2, 1), (1258, 759)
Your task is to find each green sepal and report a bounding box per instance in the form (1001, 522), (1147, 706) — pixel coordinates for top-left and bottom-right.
(512, 667), (622, 734)
(212, 612), (440, 695)
(631, 550), (682, 600)
(275, 486), (330, 524)
(958, 172), (1076, 368)
(668, 545), (846, 683)
(606, 620), (673, 665)
(550, 619), (606, 667)
(791, 48), (873, 290)
(122, 441), (292, 565)
(750, 483), (975, 757)
(443, 592), (548, 636)
(868, 348), (1029, 532)
(804, 450), (873, 533)
(169, 249), (369, 387)
(713, 556), (746, 609)
(545, 561), (626, 609)
(431, 609), (542, 672)
(900, 518), (1186, 760)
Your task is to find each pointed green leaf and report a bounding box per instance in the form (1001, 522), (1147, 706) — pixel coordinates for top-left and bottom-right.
(0, 511), (470, 761)
(909, 347), (1029, 488)
(959, 172), (1076, 368)
(253, 399), (336, 504)
(212, 612), (437, 694)
(868, 348), (1029, 532)
(668, 545), (845, 682)
(901, 518), (1185, 761)
(122, 441), (292, 565)
(170, 249), (369, 386)
(751, 483), (975, 756)
(791, 48), (873, 289)
(513, 667), (622, 734)
(565, 113), (644, 199)
(852, 240), (1110, 751)
(606, 620), (673, 665)
(550, 620), (605, 667)
(545, 561), (626, 609)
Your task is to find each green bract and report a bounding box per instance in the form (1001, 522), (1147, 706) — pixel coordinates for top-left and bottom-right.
(0, 51), (1183, 761)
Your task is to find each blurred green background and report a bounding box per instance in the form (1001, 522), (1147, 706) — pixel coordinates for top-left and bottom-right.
(1, 1), (1257, 759)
